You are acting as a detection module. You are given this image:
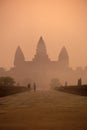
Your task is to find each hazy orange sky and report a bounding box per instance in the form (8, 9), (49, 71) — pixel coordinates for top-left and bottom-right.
(0, 0), (87, 69)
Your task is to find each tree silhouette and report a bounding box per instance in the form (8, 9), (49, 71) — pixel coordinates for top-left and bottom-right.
(50, 78), (62, 89)
(0, 77), (15, 87)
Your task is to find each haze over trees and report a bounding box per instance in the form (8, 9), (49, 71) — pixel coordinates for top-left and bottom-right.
(0, 77), (15, 87)
(50, 78), (62, 89)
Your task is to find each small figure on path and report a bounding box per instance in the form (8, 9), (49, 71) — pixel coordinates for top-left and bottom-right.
(78, 78), (82, 87)
(33, 82), (36, 92)
(27, 83), (31, 90)
(65, 81), (68, 87)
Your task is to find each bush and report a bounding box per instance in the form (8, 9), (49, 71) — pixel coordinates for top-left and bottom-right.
(0, 76), (15, 87)
(50, 78), (62, 89)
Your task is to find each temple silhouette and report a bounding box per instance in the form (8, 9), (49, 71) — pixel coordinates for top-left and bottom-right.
(14, 37), (69, 69)
(0, 37), (87, 89)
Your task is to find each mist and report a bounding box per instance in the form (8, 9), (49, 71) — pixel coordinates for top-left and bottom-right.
(0, 0), (87, 69)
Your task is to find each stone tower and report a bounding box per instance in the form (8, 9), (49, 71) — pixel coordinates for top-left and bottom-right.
(33, 37), (50, 62)
(14, 46), (25, 67)
(58, 46), (69, 68)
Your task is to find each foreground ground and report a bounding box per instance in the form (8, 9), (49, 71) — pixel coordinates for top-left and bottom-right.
(0, 90), (87, 130)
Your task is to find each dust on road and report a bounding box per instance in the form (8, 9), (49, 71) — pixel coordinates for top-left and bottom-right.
(0, 90), (87, 130)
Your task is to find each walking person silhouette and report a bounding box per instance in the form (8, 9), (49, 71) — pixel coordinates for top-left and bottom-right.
(33, 82), (36, 92)
(27, 83), (31, 91)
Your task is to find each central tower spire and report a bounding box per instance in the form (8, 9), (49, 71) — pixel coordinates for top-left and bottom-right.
(36, 36), (47, 55)
(33, 36), (50, 62)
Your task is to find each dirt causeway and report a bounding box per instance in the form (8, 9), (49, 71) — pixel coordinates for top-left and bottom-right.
(0, 90), (87, 130)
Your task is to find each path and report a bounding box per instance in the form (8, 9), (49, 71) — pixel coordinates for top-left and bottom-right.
(0, 90), (87, 130)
